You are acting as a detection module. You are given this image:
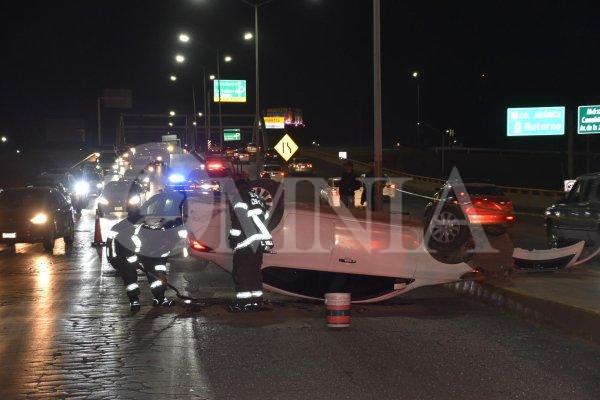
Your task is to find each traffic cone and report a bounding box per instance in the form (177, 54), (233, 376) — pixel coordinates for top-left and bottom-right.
(91, 207), (105, 247)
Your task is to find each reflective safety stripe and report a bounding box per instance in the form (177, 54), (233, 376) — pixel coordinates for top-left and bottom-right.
(264, 211), (269, 219)
(247, 208), (263, 217)
(251, 291), (263, 298)
(150, 280), (163, 289)
(182, 247), (189, 258)
(134, 224), (142, 235)
(154, 264), (167, 272)
(234, 202), (248, 210)
(234, 233), (272, 250)
(229, 229), (242, 237)
(236, 291), (252, 299)
(131, 235), (142, 248)
(107, 230), (119, 239)
(126, 283), (139, 292)
(160, 251), (170, 257)
(126, 255), (138, 263)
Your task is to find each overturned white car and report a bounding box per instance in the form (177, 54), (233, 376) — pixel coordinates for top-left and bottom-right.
(184, 180), (482, 304)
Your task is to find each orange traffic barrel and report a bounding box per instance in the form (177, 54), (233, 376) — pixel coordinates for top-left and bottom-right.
(325, 293), (351, 328)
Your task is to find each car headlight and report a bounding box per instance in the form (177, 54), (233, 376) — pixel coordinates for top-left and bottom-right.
(98, 196), (109, 205)
(30, 213), (48, 224)
(143, 177), (150, 183)
(169, 173), (185, 183)
(74, 181), (90, 195)
(156, 156), (163, 162)
(148, 166), (155, 172)
(128, 195), (141, 205)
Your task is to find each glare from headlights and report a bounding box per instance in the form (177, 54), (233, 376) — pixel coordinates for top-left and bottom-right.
(74, 181), (90, 195)
(96, 182), (103, 189)
(143, 177), (150, 183)
(167, 145), (174, 153)
(178, 229), (188, 239)
(98, 196), (109, 205)
(148, 166), (155, 172)
(169, 173), (185, 183)
(30, 213), (48, 224)
(128, 195), (141, 205)
(156, 156), (163, 162)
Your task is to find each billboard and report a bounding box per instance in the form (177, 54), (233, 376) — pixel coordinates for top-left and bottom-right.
(213, 80), (246, 103)
(264, 116), (285, 129)
(223, 128), (241, 142)
(506, 106), (565, 137)
(578, 105), (600, 134)
(265, 108), (304, 127)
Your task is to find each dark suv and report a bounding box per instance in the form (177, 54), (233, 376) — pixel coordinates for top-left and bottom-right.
(545, 173), (600, 247)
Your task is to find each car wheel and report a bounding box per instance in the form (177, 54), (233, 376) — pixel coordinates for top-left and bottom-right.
(425, 207), (469, 251)
(249, 179), (284, 230)
(43, 229), (55, 253)
(64, 220), (75, 246)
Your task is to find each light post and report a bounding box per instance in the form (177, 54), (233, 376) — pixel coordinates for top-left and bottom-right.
(412, 71), (421, 148)
(373, 0), (383, 212)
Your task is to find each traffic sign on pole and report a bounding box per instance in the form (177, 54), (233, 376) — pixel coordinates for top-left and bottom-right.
(506, 106), (565, 136)
(274, 133), (299, 161)
(223, 128), (241, 142)
(213, 80), (247, 103)
(578, 105), (600, 134)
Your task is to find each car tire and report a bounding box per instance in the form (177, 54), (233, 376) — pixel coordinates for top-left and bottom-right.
(64, 220), (75, 246)
(249, 179), (284, 230)
(483, 225), (507, 236)
(424, 206), (470, 252)
(43, 229), (55, 253)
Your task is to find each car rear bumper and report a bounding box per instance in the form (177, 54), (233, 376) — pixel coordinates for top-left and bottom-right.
(0, 226), (51, 244)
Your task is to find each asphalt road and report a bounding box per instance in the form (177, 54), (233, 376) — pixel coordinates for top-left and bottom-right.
(0, 155), (599, 399)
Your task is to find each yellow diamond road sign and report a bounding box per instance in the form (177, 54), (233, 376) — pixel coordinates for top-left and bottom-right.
(274, 133), (299, 162)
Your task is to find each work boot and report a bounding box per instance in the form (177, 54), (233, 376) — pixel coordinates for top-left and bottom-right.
(130, 297), (141, 312)
(153, 297), (174, 307)
(228, 298), (258, 313)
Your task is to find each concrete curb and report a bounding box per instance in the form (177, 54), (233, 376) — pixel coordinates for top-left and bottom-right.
(446, 280), (600, 344)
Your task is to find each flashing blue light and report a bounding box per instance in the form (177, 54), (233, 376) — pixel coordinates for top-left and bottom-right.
(169, 173), (185, 183)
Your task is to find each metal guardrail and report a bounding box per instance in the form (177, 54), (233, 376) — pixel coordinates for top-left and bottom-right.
(304, 149), (564, 200)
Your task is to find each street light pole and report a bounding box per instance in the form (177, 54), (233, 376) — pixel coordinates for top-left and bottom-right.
(373, 0), (383, 212)
(217, 49), (223, 147)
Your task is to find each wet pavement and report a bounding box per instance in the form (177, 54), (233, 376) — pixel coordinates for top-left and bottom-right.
(0, 205), (599, 400)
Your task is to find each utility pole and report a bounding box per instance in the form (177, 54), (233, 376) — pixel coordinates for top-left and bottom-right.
(373, 0), (383, 212)
(217, 50), (223, 147)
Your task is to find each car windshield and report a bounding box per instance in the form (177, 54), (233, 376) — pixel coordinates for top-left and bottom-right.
(139, 193), (185, 217)
(0, 190), (47, 209)
(464, 185), (504, 196)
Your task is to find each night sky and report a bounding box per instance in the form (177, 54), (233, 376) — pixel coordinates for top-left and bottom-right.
(1, 0), (600, 150)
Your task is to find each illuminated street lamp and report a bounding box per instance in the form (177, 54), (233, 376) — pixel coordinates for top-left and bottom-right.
(1, 136), (7, 143)
(198, 112), (203, 117)
(170, 75), (177, 82)
(244, 32), (253, 40)
(175, 54), (185, 63)
(178, 33), (190, 43)
(168, 122), (174, 127)
(209, 74), (216, 80)
(169, 110), (176, 117)
(224, 55), (232, 63)
(412, 71), (419, 78)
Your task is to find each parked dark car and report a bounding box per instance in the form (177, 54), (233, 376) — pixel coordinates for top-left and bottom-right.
(0, 187), (74, 252)
(545, 173), (600, 248)
(424, 181), (514, 251)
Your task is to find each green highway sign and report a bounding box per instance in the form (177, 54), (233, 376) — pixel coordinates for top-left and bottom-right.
(223, 128), (241, 142)
(578, 105), (600, 134)
(507, 106), (565, 137)
(214, 80), (247, 103)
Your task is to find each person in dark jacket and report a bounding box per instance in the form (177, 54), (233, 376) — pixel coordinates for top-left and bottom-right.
(227, 179), (273, 312)
(339, 161), (361, 208)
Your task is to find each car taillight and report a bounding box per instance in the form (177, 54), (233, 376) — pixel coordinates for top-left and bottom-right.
(188, 235), (213, 252)
(387, 183), (396, 189)
(207, 162), (223, 171)
(307, 163), (312, 168)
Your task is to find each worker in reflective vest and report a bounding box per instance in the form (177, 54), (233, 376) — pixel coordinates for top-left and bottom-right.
(227, 179), (273, 312)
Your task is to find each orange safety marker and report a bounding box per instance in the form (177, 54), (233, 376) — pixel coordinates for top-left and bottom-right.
(91, 207), (105, 247)
(325, 293), (351, 328)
